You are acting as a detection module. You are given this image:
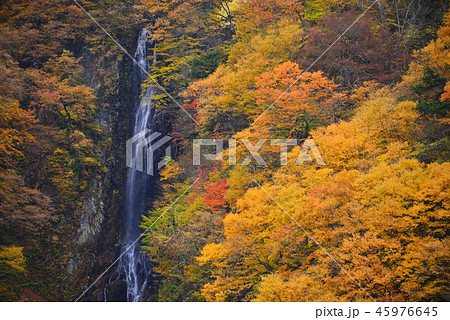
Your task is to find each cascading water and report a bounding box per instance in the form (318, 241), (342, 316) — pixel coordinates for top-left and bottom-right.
(116, 28), (156, 302)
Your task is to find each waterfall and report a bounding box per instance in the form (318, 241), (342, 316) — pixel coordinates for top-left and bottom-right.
(116, 28), (155, 302)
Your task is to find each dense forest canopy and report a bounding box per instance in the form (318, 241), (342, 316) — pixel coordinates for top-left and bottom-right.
(0, 0), (449, 301)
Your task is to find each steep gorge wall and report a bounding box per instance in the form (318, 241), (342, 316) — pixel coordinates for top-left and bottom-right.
(35, 35), (139, 301)
(70, 45), (135, 301)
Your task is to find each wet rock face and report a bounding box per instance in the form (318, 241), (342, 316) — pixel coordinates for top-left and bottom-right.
(65, 181), (105, 277)
(77, 182), (105, 245)
(59, 45), (133, 300)
(64, 29), (169, 301)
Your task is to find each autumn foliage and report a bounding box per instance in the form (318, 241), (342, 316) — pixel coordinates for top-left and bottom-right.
(141, 1), (450, 303)
(1, 0), (449, 302)
(202, 179), (228, 211)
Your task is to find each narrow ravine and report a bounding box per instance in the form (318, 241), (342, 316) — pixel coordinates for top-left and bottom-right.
(116, 28), (155, 302)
